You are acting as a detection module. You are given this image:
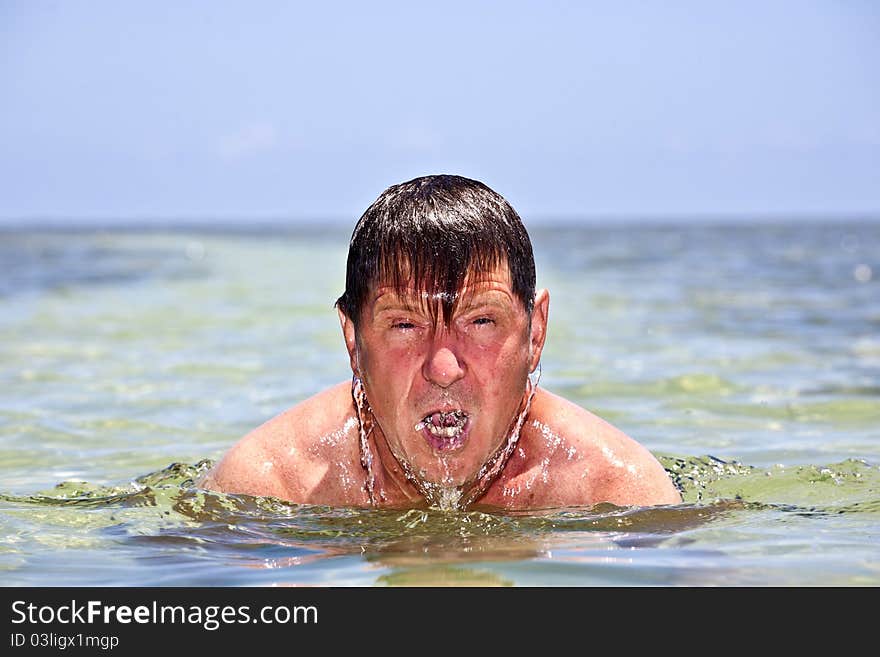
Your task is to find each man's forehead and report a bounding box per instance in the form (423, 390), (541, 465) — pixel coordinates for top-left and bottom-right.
(372, 286), (513, 309)
(371, 266), (515, 305)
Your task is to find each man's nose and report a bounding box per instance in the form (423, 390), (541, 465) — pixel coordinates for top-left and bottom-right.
(422, 340), (466, 388)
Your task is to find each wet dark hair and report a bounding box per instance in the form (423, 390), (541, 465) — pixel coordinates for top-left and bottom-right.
(335, 174), (536, 328)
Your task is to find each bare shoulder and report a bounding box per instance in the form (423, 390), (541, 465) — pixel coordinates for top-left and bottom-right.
(488, 388), (681, 508)
(197, 382), (366, 503)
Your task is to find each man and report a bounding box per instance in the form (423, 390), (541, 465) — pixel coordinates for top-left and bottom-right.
(199, 175), (681, 509)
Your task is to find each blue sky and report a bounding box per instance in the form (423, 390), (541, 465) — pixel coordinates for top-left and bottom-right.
(2, 1), (878, 223)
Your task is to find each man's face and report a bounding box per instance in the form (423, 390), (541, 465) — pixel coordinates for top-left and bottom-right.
(339, 262), (549, 489)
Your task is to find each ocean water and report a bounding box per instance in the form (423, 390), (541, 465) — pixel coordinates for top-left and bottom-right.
(0, 220), (878, 586)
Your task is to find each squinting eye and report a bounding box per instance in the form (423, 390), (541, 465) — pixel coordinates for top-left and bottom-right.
(473, 317), (494, 326)
(393, 322), (416, 330)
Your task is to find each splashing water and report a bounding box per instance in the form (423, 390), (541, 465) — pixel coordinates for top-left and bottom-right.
(423, 481), (465, 512)
(7, 455), (877, 518)
(2, 454), (878, 585)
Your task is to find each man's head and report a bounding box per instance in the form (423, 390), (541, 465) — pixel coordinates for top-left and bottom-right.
(336, 174), (536, 328)
(336, 174), (549, 495)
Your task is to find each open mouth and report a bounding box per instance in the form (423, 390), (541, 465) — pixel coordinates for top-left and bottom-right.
(414, 410), (470, 451)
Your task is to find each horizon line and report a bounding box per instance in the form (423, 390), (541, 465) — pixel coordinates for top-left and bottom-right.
(1, 209), (879, 229)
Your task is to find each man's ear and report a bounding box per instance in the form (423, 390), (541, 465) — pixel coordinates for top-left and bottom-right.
(338, 307), (359, 374)
(528, 288), (550, 372)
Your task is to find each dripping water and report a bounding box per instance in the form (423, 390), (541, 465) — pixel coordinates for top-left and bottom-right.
(351, 375), (377, 505)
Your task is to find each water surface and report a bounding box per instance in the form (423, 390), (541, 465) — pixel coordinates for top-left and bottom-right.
(1, 220), (878, 585)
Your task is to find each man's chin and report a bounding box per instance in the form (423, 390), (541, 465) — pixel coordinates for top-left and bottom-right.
(406, 453), (487, 489)
(389, 421), (502, 487)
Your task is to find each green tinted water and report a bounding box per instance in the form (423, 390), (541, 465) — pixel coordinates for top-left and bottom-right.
(1, 222), (878, 585)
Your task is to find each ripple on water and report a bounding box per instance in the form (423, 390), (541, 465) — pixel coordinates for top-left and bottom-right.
(666, 398), (880, 426)
(571, 373), (740, 399)
(0, 454), (876, 585)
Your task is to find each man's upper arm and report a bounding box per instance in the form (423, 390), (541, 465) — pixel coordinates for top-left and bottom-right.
(198, 431), (290, 500)
(571, 409), (681, 507)
(595, 436), (682, 506)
